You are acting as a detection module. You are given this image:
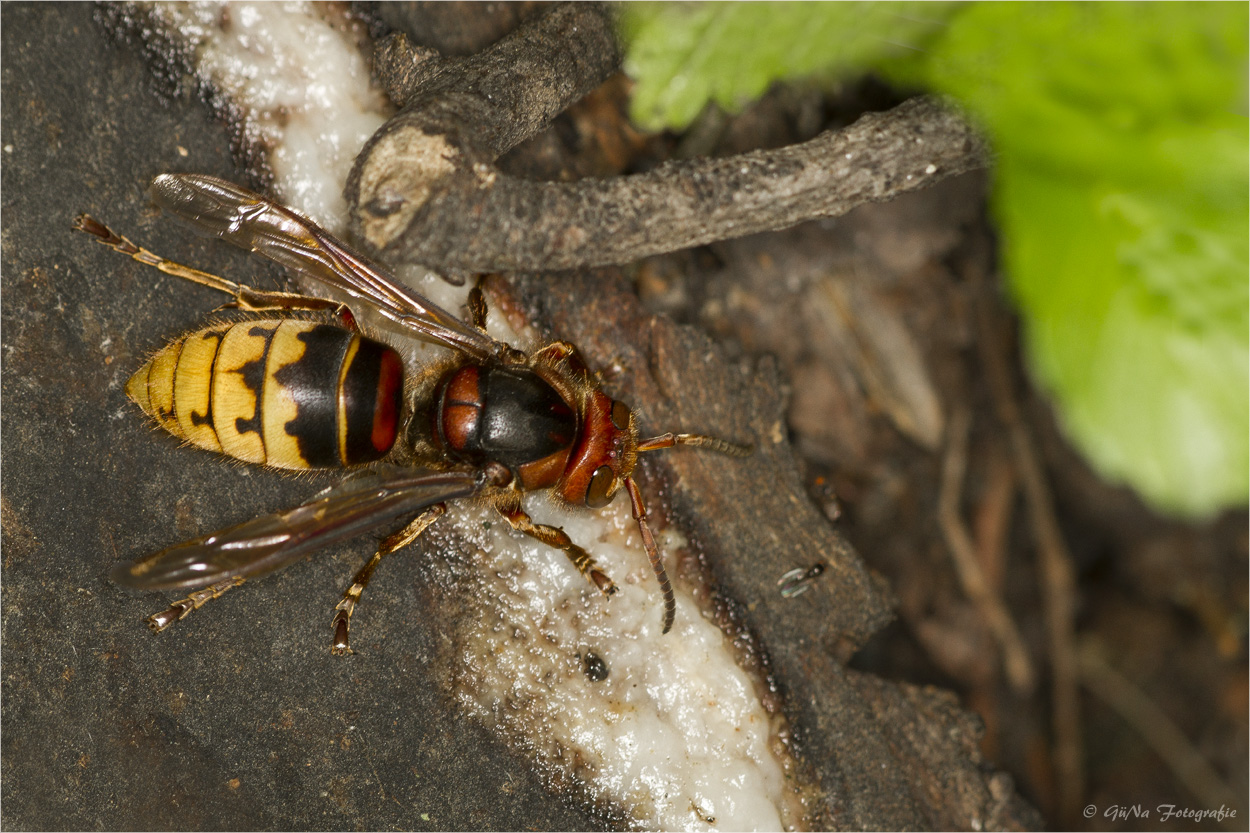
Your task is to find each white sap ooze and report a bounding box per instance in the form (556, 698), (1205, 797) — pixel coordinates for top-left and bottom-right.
(150, 4), (805, 828)
(447, 494), (793, 830)
(147, 1), (389, 227)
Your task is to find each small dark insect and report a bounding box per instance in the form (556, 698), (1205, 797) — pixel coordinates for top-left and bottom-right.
(77, 174), (750, 651)
(582, 651), (609, 682)
(776, 562), (826, 598)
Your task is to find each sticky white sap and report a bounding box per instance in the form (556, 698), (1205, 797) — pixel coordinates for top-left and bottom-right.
(147, 1), (389, 227)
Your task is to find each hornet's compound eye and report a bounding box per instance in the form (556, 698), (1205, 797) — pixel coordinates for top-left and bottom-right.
(610, 400), (631, 431)
(585, 464), (616, 508)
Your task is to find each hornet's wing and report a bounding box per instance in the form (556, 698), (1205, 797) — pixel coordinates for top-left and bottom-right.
(149, 173), (505, 362)
(111, 468), (481, 591)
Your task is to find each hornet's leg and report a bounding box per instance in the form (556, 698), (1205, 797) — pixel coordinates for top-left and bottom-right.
(467, 281), (490, 331)
(496, 504), (619, 597)
(330, 504), (447, 655)
(73, 215), (357, 325)
(144, 576), (247, 633)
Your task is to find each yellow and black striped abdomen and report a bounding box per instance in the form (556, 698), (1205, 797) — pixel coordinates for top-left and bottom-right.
(126, 319), (404, 470)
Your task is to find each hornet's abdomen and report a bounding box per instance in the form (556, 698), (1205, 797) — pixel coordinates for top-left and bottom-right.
(126, 319), (403, 470)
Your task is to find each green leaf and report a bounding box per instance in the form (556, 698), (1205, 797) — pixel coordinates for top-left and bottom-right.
(623, 1), (1249, 516)
(620, 3), (1245, 512)
(913, 3), (1249, 516)
(620, 2), (958, 131)
(998, 163), (1248, 517)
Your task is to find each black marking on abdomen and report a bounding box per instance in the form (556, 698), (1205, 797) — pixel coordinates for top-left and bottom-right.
(273, 324), (353, 467)
(232, 324), (279, 448)
(190, 329), (226, 428)
(155, 340), (184, 425)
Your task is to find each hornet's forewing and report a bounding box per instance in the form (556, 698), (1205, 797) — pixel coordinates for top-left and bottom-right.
(111, 469), (481, 591)
(148, 173), (504, 362)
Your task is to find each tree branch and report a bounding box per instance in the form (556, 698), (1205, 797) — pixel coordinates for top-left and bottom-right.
(346, 3), (621, 257)
(347, 3), (986, 271)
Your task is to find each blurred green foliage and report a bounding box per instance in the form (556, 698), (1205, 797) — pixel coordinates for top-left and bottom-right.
(621, 2), (956, 131)
(621, 2), (1249, 517)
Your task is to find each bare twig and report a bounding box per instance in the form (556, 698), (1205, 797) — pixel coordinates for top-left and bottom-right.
(938, 404), (1036, 694)
(1077, 641), (1247, 830)
(347, 3), (621, 265)
(972, 446), (1016, 591)
(974, 281), (1084, 822)
(348, 5), (986, 272)
(368, 4), (618, 158)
